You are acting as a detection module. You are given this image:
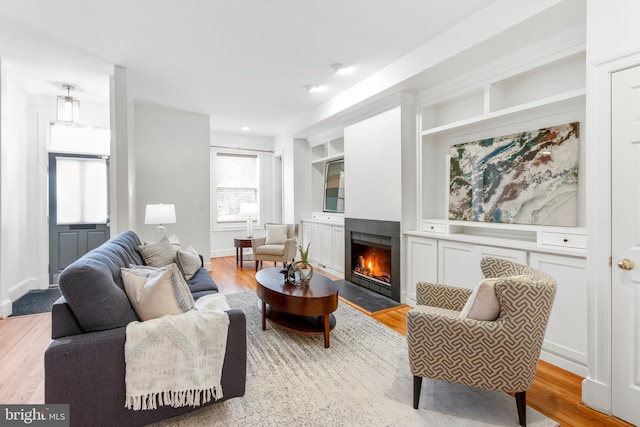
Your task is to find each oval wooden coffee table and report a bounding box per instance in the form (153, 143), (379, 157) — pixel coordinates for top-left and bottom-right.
(255, 267), (339, 348)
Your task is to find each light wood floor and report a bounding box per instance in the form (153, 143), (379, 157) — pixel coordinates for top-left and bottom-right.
(0, 256), (631, 426)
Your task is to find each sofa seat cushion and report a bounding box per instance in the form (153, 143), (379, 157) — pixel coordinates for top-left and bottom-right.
(255, 244), (285, 257)
(187, 268), (219, 295)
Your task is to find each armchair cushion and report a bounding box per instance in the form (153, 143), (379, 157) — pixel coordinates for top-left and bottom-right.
(255, 244), (287, 256)
(265, 224), (288, 245)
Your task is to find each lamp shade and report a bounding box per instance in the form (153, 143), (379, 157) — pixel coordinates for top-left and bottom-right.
(238, 202), (258, 218)
(144, 204), (176, 225)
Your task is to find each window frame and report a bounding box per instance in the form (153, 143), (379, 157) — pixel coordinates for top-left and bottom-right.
(212, 149), (262, 230)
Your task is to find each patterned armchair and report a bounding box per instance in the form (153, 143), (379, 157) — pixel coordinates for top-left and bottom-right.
(406, 257), (556, 427)
(251, 223), (298, 271)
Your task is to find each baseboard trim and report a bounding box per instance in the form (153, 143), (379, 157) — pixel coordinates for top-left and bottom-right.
(210, 249), (236, 258)
(539, 350), (588, 377)
(0, 299), (12, 319)
(8, 277), (40, 302)
(582, 377), (611, 415)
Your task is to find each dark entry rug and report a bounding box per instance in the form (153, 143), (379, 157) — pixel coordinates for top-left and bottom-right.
(9, 288), (61, 316)
(334, 279), (402, 312)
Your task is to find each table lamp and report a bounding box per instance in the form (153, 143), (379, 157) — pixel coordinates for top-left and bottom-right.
(145, 203), (176, 240)
(238, 202), (258, 238)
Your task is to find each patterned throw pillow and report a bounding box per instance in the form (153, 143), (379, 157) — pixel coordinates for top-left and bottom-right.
(176, 246), (201, 280)
(138, 237), (177, 267)
(265, 224), (289, 245)
(122, 263), (194, 321)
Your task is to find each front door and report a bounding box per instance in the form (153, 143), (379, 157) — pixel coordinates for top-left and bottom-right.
(48, 153), (110, 283)
(611, 64), (640, 425)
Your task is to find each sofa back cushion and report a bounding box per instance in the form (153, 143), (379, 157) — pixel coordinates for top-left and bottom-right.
(58, 231), (142, 332)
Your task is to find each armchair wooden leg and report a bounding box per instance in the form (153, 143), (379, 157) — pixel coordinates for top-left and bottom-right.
(515, 391), (526, 427)
(255, 260), (259, 271)
(413, 376), (422, 409)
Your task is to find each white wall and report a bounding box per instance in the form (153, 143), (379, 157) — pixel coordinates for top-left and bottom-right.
(344, 107), (403, 222)
(586, 0), (640, 65)
(0, 61), (45, 317)
(209, 132), (277, 258)
(134, 102), (210, 263)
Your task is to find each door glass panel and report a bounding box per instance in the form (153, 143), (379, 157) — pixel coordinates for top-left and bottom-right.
(56, 157), (108, 224)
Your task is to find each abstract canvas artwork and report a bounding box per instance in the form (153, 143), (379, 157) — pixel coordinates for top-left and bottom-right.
(449, 122), (579, 226)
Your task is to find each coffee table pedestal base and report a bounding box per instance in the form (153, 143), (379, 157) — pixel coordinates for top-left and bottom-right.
(261, 302), (336, 348)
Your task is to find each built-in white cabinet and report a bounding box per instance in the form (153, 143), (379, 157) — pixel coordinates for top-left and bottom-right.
(406, 236), (438, 303)
(300, 218), (344, 277)
(529, 252), (587, 377)
(405, 231), (587, 376)
(309, 131), (344, 214)
(438, 241), (476, 289)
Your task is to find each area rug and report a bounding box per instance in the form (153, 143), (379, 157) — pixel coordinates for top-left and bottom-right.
(9, 287), (61, 316)
(151, 291), (558, 427)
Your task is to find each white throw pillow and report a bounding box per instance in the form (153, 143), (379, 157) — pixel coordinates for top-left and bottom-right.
(176, 246), (201, 280)
(138, 237), (177, 267)
(265, 224), (289, 245)
(122, 263), (194, 321)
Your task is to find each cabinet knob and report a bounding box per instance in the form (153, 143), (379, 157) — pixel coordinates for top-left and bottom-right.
(563, 238), (568, 243)
(618, 258), (635, 271)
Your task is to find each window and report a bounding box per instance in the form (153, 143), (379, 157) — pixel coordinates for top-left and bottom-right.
(216, 153), (259, 223)
(56, 157), (108, 224)
(50, 123), (110, 155)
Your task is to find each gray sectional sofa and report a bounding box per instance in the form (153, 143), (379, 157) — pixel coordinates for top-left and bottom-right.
(44, 230), (246, 427)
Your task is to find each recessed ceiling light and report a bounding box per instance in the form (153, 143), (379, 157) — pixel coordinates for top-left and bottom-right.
(331, 63), (353, 75)
(304, 84), (325, 93)
(241, 126), (250, 131)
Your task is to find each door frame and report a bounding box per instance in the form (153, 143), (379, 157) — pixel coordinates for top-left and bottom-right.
(47, 152), (110, 283)
(583, 51), (640, 415)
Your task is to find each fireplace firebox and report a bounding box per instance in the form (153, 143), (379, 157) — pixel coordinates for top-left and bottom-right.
(345, 218), (400, 302)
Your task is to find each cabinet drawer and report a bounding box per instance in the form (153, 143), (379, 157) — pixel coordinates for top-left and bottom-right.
(540, 232), (586, 249)
(422, 221), (447, 234)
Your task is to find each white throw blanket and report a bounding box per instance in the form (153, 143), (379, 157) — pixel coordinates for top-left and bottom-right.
(124, 294), (230, 410)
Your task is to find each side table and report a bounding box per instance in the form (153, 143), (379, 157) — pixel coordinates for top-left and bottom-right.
(234, 237), (253, 268)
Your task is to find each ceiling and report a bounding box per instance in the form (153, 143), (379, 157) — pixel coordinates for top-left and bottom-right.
(0, 0), (499, 137)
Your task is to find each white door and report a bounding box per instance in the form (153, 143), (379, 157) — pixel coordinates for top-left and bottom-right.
(611, 64), (640, 425)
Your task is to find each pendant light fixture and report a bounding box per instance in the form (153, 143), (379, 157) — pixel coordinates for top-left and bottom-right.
(57, 84), (80, 125)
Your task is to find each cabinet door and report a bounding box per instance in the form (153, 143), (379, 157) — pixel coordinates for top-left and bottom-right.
(406, 236), (438, 306)
(438, 241), (475, 289)
(311, 223), (333, 268)
(332, 226), (345, 273)
(301, 221), (312, 259)
(529, 252), (587, 377)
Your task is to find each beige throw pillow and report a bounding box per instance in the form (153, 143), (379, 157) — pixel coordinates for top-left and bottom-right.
(459, 278), (501, 321)
(176, 246), (201, 280)
(265, 224), (288, 245)
(459, 275), (528, 321)
(138, 237), (177, 267)
(122, 263), (194, 321)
